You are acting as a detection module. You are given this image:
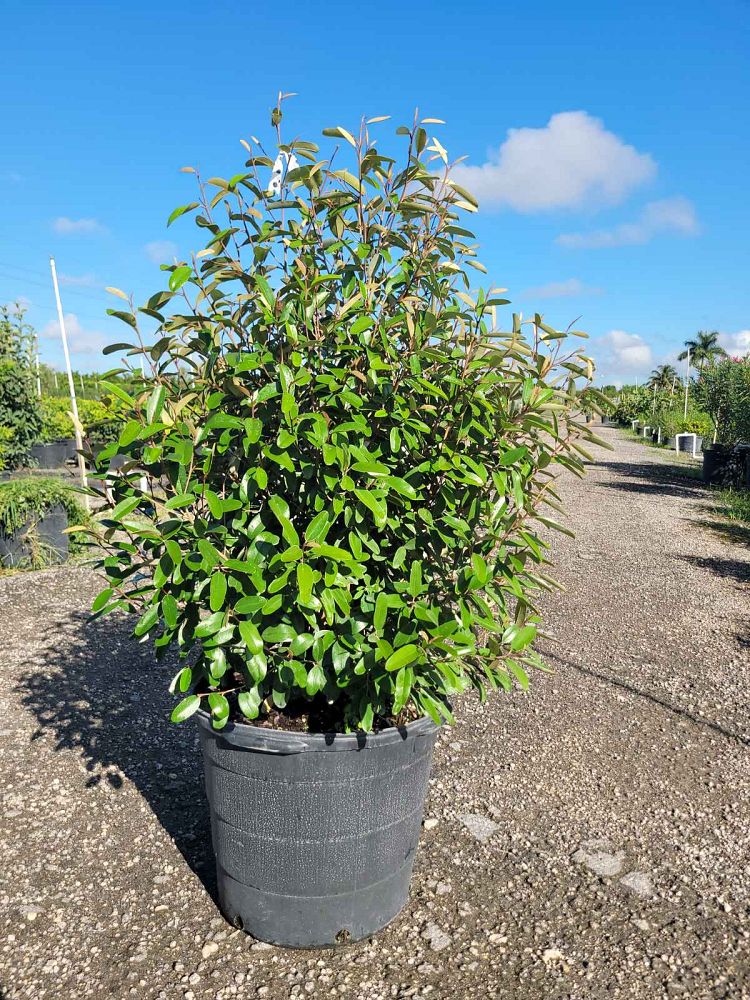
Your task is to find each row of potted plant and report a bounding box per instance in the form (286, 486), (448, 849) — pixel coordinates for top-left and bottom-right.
(26, 397), (123, 469)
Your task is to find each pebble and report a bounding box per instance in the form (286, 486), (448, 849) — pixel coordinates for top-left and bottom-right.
(458, 813), (499, 843)
(620, 871), (654, 898)
(423, 818), (439, 830)
(421, 923), (451, 953)
(201, 941), (219, 958)
(571, 839), (625, 877)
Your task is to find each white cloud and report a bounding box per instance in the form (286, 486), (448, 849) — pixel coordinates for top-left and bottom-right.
(145, 240), (178, 264)
(59, 272), (99, 288)
(522, 277), (602, 299)
(718, 330), (750, 357)
(452, 111), (656, 213)
(557, 197), (698, 249)
(593, 330), (653, 380)
(52, 217), (105, 235)
(41, 313), (108, 356)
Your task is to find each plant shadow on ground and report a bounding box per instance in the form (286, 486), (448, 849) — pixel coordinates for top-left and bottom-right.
(546, 650), (750, 748)
(14, 611), (218, 902)
(675, 552), (750, 586)
(691, 514), (750, 548)
(595, 460), (704, 499)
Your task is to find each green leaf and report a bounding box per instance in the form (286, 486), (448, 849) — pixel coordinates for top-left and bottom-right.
(238, 620), (263, 654)
(162, 594), (179, 628)
(304, 510), (332, 543)
(109, 496), (141, 521)
(305, 664), (326, 696)
(244, 417), (263, 444)
(92, 587), (114, 613)
(166, 202), (199, 226)
(353, 489), (387, 528)
(296, 563), (315, 605)
(407, 561), (423, 597)
(498, 446), (528, 467)
(134, 605), (159, 637)
(208, 692), (230, 720)
(146, 385), (167, 424)
(268, 494), (300, 546)
(374, 592), (389, 634)
(290, 633), (314, 655)
(209, 572), (227, 612)
(168, 265), (192, 292)
(171, 695), (201, 723)
(261, 623), (296, 643)
(510, 625), (537, 651)
(385, 643), (420, 672)
(392, 666), (413, 714)
(238, 689), (261, 720)
(194, 612), (224, 638)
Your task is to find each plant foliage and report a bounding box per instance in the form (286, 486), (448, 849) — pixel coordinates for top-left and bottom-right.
(695, 356), (750, 445)
(90, 111), (604, 732)
(0, 304), (42, 468)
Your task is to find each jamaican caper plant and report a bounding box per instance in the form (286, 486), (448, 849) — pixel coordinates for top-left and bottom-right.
(92, 108), (605, 732)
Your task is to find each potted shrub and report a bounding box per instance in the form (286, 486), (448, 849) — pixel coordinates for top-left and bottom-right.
(0, 304), (42, 470)
(0, 476), (90, 568)
(90, 110), (602, 948)
(30, 397), (78, 468)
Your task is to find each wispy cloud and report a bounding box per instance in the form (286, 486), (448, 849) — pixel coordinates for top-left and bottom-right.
(41, 313), (108, 355)
(452, 111), (656, 213)
(557, 197), (698, 249)
(52, 217), (106, 236)
(522, 278), (603, 299)
(145, 240), (178, 264)
(59, 272), (100, 288)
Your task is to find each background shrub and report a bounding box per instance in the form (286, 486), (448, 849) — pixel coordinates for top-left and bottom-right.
(695, 357), (750, 444)
(0, 305), (42, 468)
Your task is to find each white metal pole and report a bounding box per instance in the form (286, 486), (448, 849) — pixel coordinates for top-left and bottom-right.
(683, 348), (690, 420)
(53, 370), (58, 391)
(34, 335), (42, 398)
(50, 257), (89, 505)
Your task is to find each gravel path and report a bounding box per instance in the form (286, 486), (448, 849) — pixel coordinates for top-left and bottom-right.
(1, 427), (748, 1000)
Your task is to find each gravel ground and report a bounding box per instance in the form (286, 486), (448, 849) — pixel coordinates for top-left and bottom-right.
(1, 426), (748, 1000)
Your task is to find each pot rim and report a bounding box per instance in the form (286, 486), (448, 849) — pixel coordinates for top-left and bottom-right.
(196, 708), (440, 754)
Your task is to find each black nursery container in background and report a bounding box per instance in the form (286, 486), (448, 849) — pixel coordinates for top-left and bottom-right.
(0, 477), (89, 569)
(29, 437), (77, 470)
(90, 106), (605, 948)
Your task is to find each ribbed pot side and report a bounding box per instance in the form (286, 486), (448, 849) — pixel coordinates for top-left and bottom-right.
(196, 712), (439, 948)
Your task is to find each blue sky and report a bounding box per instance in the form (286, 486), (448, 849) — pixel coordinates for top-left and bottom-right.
(1, 0), (748, 385)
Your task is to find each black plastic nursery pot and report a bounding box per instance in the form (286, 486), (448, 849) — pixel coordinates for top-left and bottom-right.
(702, 444), (732, 485)
(676, 434), (703, 454)
(196, 710), (439, 948)
(0, 503), (69, 568)
(29, 438), (77, 469)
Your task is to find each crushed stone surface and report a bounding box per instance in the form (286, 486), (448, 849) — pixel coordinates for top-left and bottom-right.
(0, 426), (748, 999)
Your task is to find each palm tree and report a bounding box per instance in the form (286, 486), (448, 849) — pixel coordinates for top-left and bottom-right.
(677, 331), (726, 370)
(648, 364), (679, 390)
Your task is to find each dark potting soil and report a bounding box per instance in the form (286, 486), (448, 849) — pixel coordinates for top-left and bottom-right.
(207, 680), (417, 734)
